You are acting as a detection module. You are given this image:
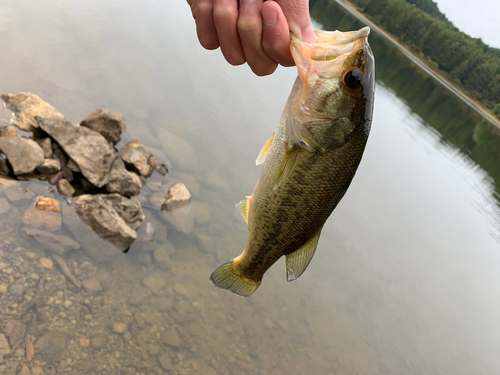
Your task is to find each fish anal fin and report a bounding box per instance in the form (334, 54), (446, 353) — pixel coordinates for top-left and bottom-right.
(285, 227), (323, 281)
(235, 195), (252, 224)
(273, 145), (299, 190)
(210, 258), (261, 297)
(256, 134), (274, 165)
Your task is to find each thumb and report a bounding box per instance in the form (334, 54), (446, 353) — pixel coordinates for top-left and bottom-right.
(275, 0), (316, 42)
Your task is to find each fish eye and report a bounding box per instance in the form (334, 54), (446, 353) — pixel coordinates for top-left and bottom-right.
(343, 69), (364, 91)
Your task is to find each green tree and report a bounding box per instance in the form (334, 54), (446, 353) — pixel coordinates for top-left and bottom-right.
(494, 103), (500, 119)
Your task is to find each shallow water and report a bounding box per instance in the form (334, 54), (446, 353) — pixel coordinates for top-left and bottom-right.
(0, 0), (499, 374)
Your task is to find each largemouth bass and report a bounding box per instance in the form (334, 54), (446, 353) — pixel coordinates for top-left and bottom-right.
(211, 27), (375, 297)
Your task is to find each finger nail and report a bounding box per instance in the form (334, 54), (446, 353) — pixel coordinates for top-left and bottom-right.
(302, 28), (317, 43)
(262, 7), (277, 26)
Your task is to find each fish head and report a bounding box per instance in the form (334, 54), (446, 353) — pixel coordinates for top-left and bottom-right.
(290, 27), (375, 130)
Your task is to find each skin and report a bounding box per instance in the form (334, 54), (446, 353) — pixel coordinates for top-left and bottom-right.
(186, 0), (318, 76)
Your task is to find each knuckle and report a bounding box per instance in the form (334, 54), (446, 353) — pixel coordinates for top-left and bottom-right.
(196, 0), (213, 14)
(238, 18), (261, 35)
(213, 6), (237, 22)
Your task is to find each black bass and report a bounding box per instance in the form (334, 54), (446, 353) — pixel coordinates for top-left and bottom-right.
(211, 27), (375, 297)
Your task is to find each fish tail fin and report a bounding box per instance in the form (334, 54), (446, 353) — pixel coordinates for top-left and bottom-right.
(210, 259), (261, 297)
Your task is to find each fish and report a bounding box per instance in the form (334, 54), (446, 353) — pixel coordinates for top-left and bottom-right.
(210, 27), (375, 297)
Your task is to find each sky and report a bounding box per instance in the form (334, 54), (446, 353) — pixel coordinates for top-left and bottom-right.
(433, 0), (500, 49)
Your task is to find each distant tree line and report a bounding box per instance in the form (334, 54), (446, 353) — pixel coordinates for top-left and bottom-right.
(345, 0), (500, 117)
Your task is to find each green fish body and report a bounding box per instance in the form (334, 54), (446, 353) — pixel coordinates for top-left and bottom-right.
(211, 27), (375, 297)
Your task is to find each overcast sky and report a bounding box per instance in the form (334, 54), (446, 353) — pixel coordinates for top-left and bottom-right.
(433, 0), (500, 49)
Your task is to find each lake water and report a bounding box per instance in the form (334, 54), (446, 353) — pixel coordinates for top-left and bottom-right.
(0, 0), (500, 374)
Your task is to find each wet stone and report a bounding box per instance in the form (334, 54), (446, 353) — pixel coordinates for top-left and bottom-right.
(56, 178), (75, 197)
(162, 327), (181, 348)
(35, 138), (52, 158)
(9, 284), (23, 297)
(22, 198), (62, 232)
(112, 322), (128, 334)
(0, 197), (10, 215)
(0, 137), (45, 175)
(80, 108), (126, 145)
(0, 333), (11, 356)
(35, 331), (67, 362)
(159, 353), (173, 371)
(128, 286), (150, 306)
(0, 156), (9, 175)
(4, 186), (34, 202)
(23, 227), (79, 255)
(153, 247), (170, 269)
(36, 158), (61, 175)
(0, 126), (17, 137)
(161, 183), (192, 211)
(0, 283), (7, 294)
(82, 278), (102, 294)
(142, 272), (166, 294)
(91, 335), (106, 349)
(119, 140), (157, 177)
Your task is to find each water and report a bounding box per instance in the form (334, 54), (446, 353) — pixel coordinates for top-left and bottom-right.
(0, 0), (499, 374)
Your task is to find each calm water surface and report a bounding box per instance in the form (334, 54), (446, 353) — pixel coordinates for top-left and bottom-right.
(0, 0), (500, 374)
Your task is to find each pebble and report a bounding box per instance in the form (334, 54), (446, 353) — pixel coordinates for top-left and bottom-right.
(9, 284), (23, 296)
(0, 333), (11, 356)
(82, 278), (102, 294)
(40, 257), (53, 268)
(32, 367), (42, 375)
(153, 248), (170, 269)
(19, 365), (29, 375)
(162, 327), (181, 348)
(159, 353), (173, 371)
(0, 283), (8, 294)
(79, 338), (90, 347)
(148, 344), (160, 356)
(64, 300), (73, 308)
(142, 272), (166, 295)
(91, 335), (106, 349)
(112, 322), (128, 334)
(0, 197), (11, 215)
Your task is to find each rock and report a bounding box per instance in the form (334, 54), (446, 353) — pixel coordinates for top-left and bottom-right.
(112, 322), (128, 334)
(35, 138), (52, 158)
(105, 163), (142, 197)
(96, 270), (112, 290)
(3, 186), (34, 202)
(0, 156), (9, 174)
(0, 284), (7, 294)
(118, 140), (157, 177)
(82, 278), (102, 294)
(66, 158), (81, 172)
(161, 202), (194, 234)
(80, 108), (126, 144)
(0, 137), (44, 175)
(0, 333), (11, 357)
(153, 248), (170, 269)
(22, 196), (62, 232)
(9, 284), (24, 296)
(72, 194), (144, 250)
(23, 227), (80, 255)
(161, 183), (192, 211)
(0, 197), (10, 215)
(36, 158), (61, 174)
(2, 320), (26, 350)
(35, 331), (67, 362)
(158, 128), (197, 171)
(79, 338), (90, 347)
(56, 178), (75, 197)
(0, 126), (17, 137)
(159, 353), (173, 371)
(47, 171), (63, 185)
(162, 327), (181, 348)
(156, 163), (168, 176)
(91, 335), (106, 349)
(142, 272), (166, 294)
(128, 286), (150, 306)
(0, 92), (65, 131)
(148, 344), (160, 356)
(37, 117), (123, 188)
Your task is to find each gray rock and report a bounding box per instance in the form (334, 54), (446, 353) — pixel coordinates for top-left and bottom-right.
(80, 108), (126, 144)
(72, 194), (144, 251)
(0, 137), (44, 175)
(162, 327), (181, 348)
(142, 272), (166, 294)
(0, 155), (9, 174)
(153, 248), (170, 269)
(56, 178), (75, 197)
(66, 158), (81, 172)
(105, 160), (142, 197)
(82, 278), (102, 294)
(157, 128), (197, 171)
(35, 331), (67, 362)
(3, 186), (34, 202)
(0, 126), (17, 137)
(8, 284), (23, 297)
(161, 183), (192, 211)
(118, 140), (157, 177)
(0, 333), (10, 357)
(23, 227), (80, 255)
(159, 353), (173, 371)
(161, 202), (194, 234)
(1, 92), (65, 131)
(128, 286), (150, 306)
(47, 171), (63, 185)
(35, 138), (52, 158)
(36, 158), (61, 174)
(2, 321), (26, 350)
(91, 335), (106, 350)
(37, 117), (120, 188)
(0, 197), (10, 215)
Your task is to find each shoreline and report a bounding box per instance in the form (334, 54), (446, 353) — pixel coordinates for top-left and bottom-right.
(335, 0), (500, 129)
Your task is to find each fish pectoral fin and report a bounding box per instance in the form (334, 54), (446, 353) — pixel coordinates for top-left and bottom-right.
(285, 227), (323, 281)
(210, 259), (261, 297)
(273, 144), (299, 190)
(256, 133), (274, 165)
(296, 117), (355, 152)
(235, 195), (252, 224)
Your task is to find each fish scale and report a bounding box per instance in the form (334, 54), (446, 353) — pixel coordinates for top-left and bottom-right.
(211, 27), (375, 297)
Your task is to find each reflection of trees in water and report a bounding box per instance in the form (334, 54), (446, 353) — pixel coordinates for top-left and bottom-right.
(310, 0), (500, 201)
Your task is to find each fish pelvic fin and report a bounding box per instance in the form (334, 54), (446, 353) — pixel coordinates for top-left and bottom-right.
(274, 144), (299, 190)
(285, 226), (323, 281)
(210, 259), (261, 297)
(235, 195), (252, 224)
(256, 133), (274, 165)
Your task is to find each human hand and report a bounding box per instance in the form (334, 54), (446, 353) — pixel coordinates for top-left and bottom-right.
(187, 0), (317, 76)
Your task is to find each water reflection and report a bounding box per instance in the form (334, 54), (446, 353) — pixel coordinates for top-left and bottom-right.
(0, 0), (499, 374)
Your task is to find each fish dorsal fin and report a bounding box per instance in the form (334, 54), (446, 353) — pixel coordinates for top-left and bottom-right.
(256, 134), (274, 165)
(285, 227), (323, 281)
(235, 195), (252, 224)
(273, 144), (299, 190)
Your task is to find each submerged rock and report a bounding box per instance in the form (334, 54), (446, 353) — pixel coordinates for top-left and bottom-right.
(35, 331), (68, 362)
(161, 183), (192, 211)
(0, 197), (10, 215)
(22, 197), (62, 232)
(56, 178), (75, 197)
(80, 108), (126, 144)
(23, 227), (80, 255)
(36, 158), (61, 175)
(0, 137), (44, 175)
(0, 126), (17, 137)
(105, 158), (142, 197)
(4, 186), (34, 202)
(72, 194), (144, 251)
(119, 140), (157, 177)
(1, 92), (65, 131)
